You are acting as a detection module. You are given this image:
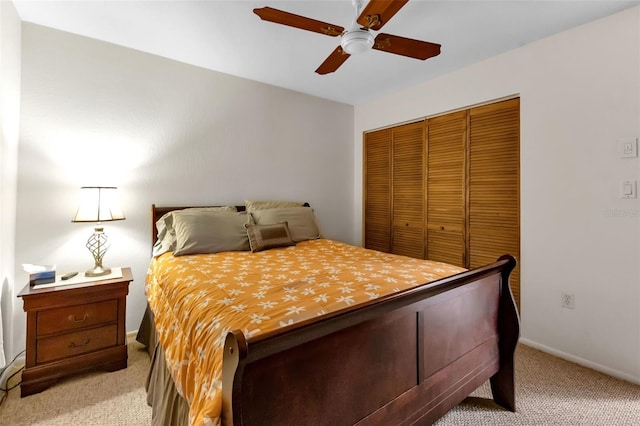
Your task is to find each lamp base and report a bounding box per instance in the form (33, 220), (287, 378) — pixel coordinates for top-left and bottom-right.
(85, 265), (111, 277)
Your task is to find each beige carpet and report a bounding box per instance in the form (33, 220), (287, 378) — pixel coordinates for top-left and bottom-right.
(437, 344), (640, 425)
(1, 341), (639, 425)
(0, 339), (151, 425)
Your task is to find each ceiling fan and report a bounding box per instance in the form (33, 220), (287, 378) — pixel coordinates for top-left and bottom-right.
(254, 0), (441, 75)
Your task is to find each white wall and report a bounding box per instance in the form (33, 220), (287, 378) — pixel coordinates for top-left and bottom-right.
(0, 0), (21, 367)
(354, 7), (640, 382)
(13, 23), (354, 355)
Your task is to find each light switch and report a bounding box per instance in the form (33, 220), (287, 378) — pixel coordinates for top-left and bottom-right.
(619, 137), (638, 158)
(620, 180), (637, 199)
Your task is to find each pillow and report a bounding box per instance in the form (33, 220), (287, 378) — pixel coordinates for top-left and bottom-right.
(172, 210), (252, 256)
(153, 206), (237, 256)
(251, 207), (320, 243)
(245, 222), (296, 253)
(245, 200), (305, 213)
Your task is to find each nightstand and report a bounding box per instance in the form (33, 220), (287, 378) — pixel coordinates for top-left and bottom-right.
(18, 267), (132, 397)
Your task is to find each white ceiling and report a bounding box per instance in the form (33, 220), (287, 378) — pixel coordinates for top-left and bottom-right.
(12, 0), (640, 105)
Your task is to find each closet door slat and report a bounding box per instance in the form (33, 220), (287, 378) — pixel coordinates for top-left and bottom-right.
(391, 121), (425, 259)
(426, 111), (466, 267)
(364, 128), (392, 253)
(468, 98), (520, 307)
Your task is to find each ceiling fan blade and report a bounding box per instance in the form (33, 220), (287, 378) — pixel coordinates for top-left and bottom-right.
(357, 0), (409, 31)
(254, 7), (344, 37)
(315, 46), (351, 75)
(373, 33), (441, 60)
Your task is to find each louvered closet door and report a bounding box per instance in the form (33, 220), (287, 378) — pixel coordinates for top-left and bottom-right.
(425, 111), (467, 267)
(391, 121), (425, 259)
(468, 98), (520, 307)
(364, 128), (392, 253)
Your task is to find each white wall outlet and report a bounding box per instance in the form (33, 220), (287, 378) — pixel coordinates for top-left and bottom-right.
(561, 293), (575, 309)
(619, 137), (638, 158)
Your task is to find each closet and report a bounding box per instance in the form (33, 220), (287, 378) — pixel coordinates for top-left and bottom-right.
(363, 98), (520, 307)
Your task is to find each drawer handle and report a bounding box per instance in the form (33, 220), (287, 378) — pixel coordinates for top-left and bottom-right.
(68, 338), (91, 349)
(68, 313), (88, 323)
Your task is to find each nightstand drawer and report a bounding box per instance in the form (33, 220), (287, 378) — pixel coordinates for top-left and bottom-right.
(36, 324), (118, 364)
(37, 300), (118, 336)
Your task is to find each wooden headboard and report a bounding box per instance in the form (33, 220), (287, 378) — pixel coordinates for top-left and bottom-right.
(151, 204), (247, 246)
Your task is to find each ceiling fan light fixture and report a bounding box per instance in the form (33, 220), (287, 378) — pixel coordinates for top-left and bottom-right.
(340, 29), (374, 55)
(255, 1), (439, 75)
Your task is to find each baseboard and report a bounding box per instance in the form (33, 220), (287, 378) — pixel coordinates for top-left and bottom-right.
(126, 329), (138, 344)
(519, 338), (639, 385)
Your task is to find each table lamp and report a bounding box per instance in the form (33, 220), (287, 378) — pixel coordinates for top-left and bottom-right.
(72, 186), (125, 277)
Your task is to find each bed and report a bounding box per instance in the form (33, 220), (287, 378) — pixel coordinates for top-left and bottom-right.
(140, 203), (520, 425)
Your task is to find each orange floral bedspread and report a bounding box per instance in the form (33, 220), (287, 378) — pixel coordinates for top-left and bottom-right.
(145, 238), (465, 425)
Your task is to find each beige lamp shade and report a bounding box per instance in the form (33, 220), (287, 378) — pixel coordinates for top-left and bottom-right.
(72, 186), (125, 223)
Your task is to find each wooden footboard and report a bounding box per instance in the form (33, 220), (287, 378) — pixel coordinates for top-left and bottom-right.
(222, 255), (519, 425)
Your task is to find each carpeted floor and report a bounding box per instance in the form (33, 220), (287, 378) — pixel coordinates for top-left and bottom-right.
(1, 341), (639, 425)
(0, 339), (152, 425)
(437, 344), (640, 425)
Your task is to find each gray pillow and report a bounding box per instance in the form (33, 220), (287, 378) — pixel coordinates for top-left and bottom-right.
(245, 200), (304, 213)
(153, 206), (236, 256)
(172, 210), (252, 256)
(245, 222), (295, 253)
(251, 207), (320, 243)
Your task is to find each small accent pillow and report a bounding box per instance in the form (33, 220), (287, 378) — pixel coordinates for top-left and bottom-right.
(251, 206), (320, 243)
(172, 210), (252, 256)
(244, 222), (296, 253)
(245, 200), (305, 213)
(153, 206), (237, 256)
